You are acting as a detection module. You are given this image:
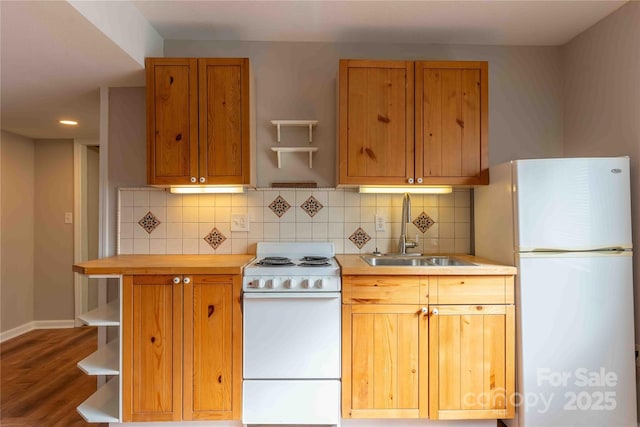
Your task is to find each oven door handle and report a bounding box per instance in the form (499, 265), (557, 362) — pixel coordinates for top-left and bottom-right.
(242, 292), (341, 300)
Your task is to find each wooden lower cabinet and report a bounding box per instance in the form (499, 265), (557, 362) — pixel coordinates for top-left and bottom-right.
(428, 304), (515, 420)
(122, 274), (242, 422)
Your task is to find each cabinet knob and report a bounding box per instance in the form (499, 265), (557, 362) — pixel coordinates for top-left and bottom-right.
(432, 308), (439, 315)
(199, 177), (206, 183)
(417, 177), (423, 184)
(173, 277), (181, 284)
(408, 178), (414, 184)
(190, 177), (197, 183)
(183, 277), (191, 284)
(421, 307), (428, 315)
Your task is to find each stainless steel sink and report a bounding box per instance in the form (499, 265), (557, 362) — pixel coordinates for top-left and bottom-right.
(361, 254), (476, 267)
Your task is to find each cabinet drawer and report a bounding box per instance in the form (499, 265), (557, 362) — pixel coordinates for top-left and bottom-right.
(343, 276), (422, 304)
(427, 276), (514, 305)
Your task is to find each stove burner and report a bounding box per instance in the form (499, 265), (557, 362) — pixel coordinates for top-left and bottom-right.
(301, 256), (330, 262)
(256, 256), (295, 267)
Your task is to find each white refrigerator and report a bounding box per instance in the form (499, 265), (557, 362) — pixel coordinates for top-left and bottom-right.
(475, 157), (636, 426)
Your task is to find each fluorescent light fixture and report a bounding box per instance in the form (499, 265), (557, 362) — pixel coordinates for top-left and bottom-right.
(59, 120), (78, 126)
(359, 185), (453, 194)
(169, 186), (245, 194)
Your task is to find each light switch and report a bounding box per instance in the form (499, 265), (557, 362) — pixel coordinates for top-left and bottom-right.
(375, 214), (386, 232)
(64, 212), (73, 224)
(231, 214), (250, 232)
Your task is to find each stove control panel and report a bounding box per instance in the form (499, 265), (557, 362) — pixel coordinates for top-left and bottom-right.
(243, 276), (341, 292)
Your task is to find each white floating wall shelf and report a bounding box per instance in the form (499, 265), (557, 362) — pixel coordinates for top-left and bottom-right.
(270, 120), (318, 143)
(271, 147), (319, 168)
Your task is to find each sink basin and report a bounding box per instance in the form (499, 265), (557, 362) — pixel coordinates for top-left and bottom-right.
(361, 255), (475, 267)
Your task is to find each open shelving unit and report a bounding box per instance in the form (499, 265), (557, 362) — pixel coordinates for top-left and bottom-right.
(77, 339), (119, 376)
(77, 377), (119, 423)
(270, 120), (319, 168)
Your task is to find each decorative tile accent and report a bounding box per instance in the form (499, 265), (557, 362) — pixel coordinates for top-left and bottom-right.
(204, 227), (227, 249)
(268, 195), (291, 218)
(300, 195), (324, 218)
(413, 211), (435, 233)
(138, 211), (161, 234)
(349, 227), (371, 249)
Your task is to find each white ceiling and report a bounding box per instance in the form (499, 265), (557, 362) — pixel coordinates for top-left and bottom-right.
(0, 0), (627, 141)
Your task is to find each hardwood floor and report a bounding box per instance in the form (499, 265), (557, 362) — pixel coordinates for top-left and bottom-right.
(1, 327), (106, 427)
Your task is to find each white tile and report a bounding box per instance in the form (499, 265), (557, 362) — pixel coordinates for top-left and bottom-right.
(215, 241), (232, 254)
(439, 238), (455, 253)
(344, 238), (360, 254)
(280, 223), (296, 239)
(439, 193), (455, 207)
(409, 194), (423, 208)
(120, 222), (134, 239)
(389, 222), (401, 237)
(166, 222), (182, 239)
(454, 190), (471, 207)
(200, 240), (216, 254)
(166, 239), (183, 254)
(133, 207), (150, 222)
(330, 239), (344, 254)
(423, 194), (439, 207)
(389, 206), (403, 223)
(439, 222), (455, 239)
(134, 223), (151, 239)
(345, 207), (360, 223)
(328, 223), (344, 239)
(360, 223), (375, 239)
(216, 194), (232, 207)
(454, 207), (471, 223)
(248, 206), (263, 223)
(328, 189), (344, 207)
(423, 239), (439, 254)
(182, 239), (199, 254)
(231, 193), (248, 207)
(149, 190), (167, 207)
(182, 194), (199, 207)
(424, 208), (439, 222)
(454, 238), (471, 254)
(215, 222), (231, 238)
(311, 207), (328, 222)
(120, 207), (133, 223)
(312, 222), (328, 240)
(119, 239), (133, 254)
(377, 238), (395, 254)
(376, 194), (391, 207)
(166, 206), (183, 223)
(424, 223), (439, 239)
(360, 194), (376, 208)
(133, 239), (150, 254)
(296, 222), (312, 239)
(198, 194), (216, 207)
(248, 222), (263, 240)
(166, 193), (183, 207)
(149, 239), (166, 254)
(198, 207), (215, 223)
(360, 209), (378, 224)
(439, 207), (455, 222)
(344, 222), (362, 240)
(149, 207), (166, 222)
(263, 206), (280, 223)
(120, 190), (134, 207)
(455, 222), (471, 239)
(183, 223), (199, 239)
(279, 190), (296, 206)
(297, 205), (312, 223)
(183, 206), (199, 223)
(328, 207), (345, 223)
(247, 190), (264, 207)
(216, 206), (231, 223)
(150, 222), (166, 239)
(311, 190), (328, 206)
(390, 194), (403, 207)
(199, 223), (215, 239)
(295, 190), (313, 207)
(361, 239), (376, 254)
(344, 190), (360, 207)
(263, 190), (279, 206)
(232, 239), (248, 254)
(133, 190), (149, 207)
(263, 223), (280, 239)
(279, 206), (296, 223)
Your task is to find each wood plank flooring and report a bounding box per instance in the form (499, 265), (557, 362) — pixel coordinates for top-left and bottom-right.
(1, 327), (106, 427)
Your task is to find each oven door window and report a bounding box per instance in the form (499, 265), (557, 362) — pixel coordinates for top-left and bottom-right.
(243, 292), (341, 379)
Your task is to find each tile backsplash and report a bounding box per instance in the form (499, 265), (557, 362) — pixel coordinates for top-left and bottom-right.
(118, 188), (472, 255)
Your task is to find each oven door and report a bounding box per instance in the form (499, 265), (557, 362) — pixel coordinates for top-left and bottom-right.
(243, 292), (341, 379)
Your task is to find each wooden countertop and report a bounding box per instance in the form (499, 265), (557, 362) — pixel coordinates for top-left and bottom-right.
(72, 254), (255, 276)
(336, 254), (517, 275)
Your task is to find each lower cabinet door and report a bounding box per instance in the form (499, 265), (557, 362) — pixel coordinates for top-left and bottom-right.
(183, 275), (238, 420)
(342, 304), (427, 418)
(122, 275), (183, 422)
(429, 304), (515, 420)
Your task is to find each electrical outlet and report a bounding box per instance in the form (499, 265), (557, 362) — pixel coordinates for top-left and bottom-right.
(231, 214), (250, 232)
(375, 214), (386, 232)
(64, 212), (73, 224)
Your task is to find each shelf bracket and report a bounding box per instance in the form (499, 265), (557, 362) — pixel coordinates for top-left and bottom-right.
(271, 147), (319, 169)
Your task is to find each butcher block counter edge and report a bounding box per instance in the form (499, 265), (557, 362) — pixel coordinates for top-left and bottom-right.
(72, 254), (256, 275)
(336, 254), (517, 275)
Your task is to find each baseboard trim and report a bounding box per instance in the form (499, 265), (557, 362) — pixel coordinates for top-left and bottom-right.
(0, 320), (76, 343)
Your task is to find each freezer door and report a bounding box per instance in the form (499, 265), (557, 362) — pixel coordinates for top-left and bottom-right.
(514, 157), (632, 251)
(514, 252), (636, 427)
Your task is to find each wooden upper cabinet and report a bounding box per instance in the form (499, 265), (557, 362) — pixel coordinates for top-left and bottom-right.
(146, 58), (251, 186)
(415, 61), (488, 185)
(338, 59), (488, 186)
(338, 60), (414, 185)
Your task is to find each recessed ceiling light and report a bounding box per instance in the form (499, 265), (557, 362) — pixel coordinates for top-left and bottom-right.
(59, 120), (78, 126)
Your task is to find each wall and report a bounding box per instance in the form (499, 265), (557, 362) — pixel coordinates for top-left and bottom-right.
(164, 40), (564, 186)
(87, 145), (100, 309)
(0, 131), (35, 333)
(118, 187), (471, 255)
(33, 140), (74, 321)
(562, 1), (640, 340)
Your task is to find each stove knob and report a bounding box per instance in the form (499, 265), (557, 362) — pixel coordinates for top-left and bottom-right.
(285, 278), (295, 289)
(253, 279), (265, 289)
(315, 278), (325, 289)
(268, 278), (279, 289)
(302, 279), (311, 289)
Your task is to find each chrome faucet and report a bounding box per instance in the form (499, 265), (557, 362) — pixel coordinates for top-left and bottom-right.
(398, 193), (418, 255)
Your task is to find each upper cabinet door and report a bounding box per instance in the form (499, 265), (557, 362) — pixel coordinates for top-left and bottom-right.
(146, 58), (199, 185)
(415, 61), (488, 185)
(338, 60), (414, 185)
(198, 58), (251, 185)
